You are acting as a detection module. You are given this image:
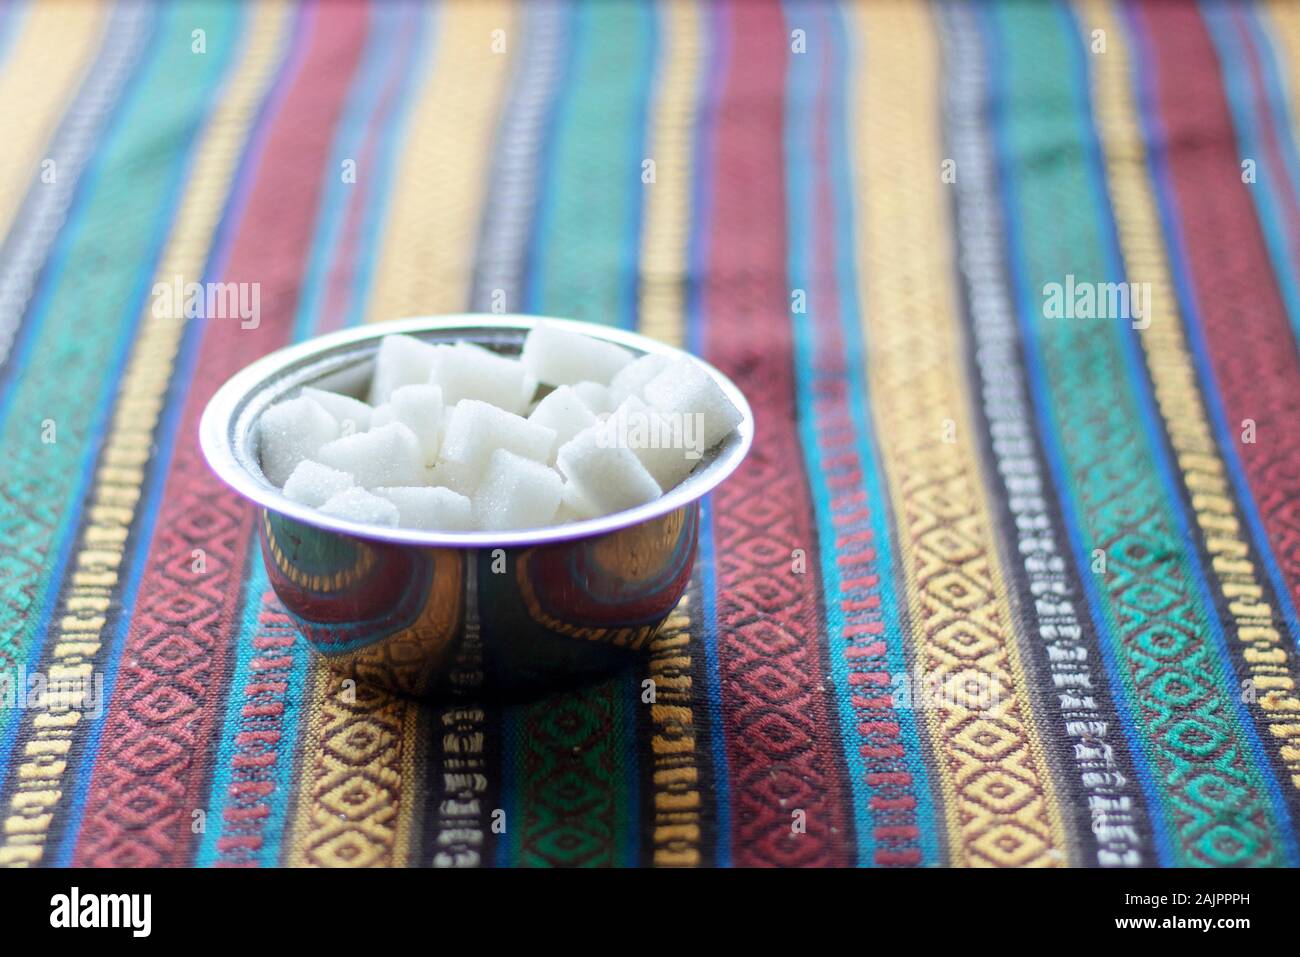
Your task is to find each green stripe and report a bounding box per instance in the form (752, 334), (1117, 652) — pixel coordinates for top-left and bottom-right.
(0, 2), (241, 688)
(513, 2), (655, 867)
(528, 1), (654, 329)
(991, 1), (1286, 865)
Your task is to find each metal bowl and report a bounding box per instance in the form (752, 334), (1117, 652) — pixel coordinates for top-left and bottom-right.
(200, 315), (753, 698)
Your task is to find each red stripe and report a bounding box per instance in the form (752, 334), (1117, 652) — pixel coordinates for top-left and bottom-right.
(318, 2), (420, 332)
(1230, 7), (1300, 275)
(72, 6), (368, 866)
(703, 0), (851, 866)
(1136, 2), (1300, 622)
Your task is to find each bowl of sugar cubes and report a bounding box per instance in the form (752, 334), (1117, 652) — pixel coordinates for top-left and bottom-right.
(201, 315), (752, 697)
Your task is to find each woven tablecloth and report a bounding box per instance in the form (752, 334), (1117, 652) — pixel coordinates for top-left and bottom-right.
(2, 0), (1300, 868)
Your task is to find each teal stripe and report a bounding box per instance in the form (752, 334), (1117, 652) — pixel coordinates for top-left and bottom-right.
(0, 0), (240, 739)
(511, 0), (655, 867)
(989, 0), (1291, 866)
(526, 0), (655, 329)
(1066, 0), (1297, 864)
(0, 0), (157, 813)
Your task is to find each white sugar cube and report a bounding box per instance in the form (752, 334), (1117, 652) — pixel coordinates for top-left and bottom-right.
(300, 386), (371, 435)
(258, 396), (340, 487)
(528, 385), (597, 461)
(369, 383), (443, 465)
(607, 353), (673, 406)
(608, 395), (700, 490)
(429, 341), (536, 415)
(282, 460), (354, 507)
(643, 357), (742, 450)
(521, 322), (634, 386)
(559, 480), (600, 520)
(472, 449), (563, 531)
(376, 486), (473, 531)
(427, 459), (479, 497)
(316, 422), (425, 489)
(554, 503), (584, 524)
(319, 486), (400, 527)
(555, 424), (663, 517)
(438, 399), (556, 486)
(571, 380), (612, 414)
(368, 334), (444, 404)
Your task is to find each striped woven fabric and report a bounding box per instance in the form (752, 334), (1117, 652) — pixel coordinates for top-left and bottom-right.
(1, 0), (1299, 868)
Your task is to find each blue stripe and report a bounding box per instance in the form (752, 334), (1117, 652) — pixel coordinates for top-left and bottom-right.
(490, 3), (577, 870)
(286, 1), (423, 341)
(521, 3), (578, 314)
(1244, 3), (1300, 267)
(781, 0), (861, 858)
(1199, 1), (1300, 354)
(339, 0), (431, 329)
(622, 2), (657, 332)
(195, 0), (432, 867)
(1129, 0), (1300, 816)
(617, 0), (657, 866)
(495, 709), (514, 867)
(192, 559), (309, 867)
(20, 2), (243, 658)
(0, 1), (161, 786)
(620, 666), (642, 866)
(781, 0), (873, 866)
(685, 0), (731, 868)
(1122, 2), (1300, 657)
(781, 0), (861, 868)
(1242, 1), (1300, 267)
(978, 1), (1177, 868)
(288, 3), (385, 341)
(0, 0), (30, 68)
(495, 700), (520, 866)
(0, 0), (234, 788)
(53, 2), (309, 867)
(833, 0), (941, 866)
(0, 3), (162, 420)
(1058, 0), (1297, 864)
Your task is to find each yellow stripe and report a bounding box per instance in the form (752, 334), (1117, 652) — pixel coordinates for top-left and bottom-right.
(290, 0), (517, 867)
(285, 554), (463, 867)
(851, 0), (1068, 866)
(364, 0), (516, 322)
(635, 0), (703, 867)
(286, 668), (426, 868)
(638, 0), (701, 348)
(0, 0), (106, 246)
(0, 0), (294, 868)
(1263, 0), (1300, 147)
(646, 597), (700, 865)
(1081, 0), (1300, 791)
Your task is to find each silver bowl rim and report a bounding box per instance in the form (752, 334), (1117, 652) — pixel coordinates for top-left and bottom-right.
(199, 314), (754, 547)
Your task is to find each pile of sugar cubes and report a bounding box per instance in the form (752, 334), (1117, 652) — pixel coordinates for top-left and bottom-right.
(257, 323), (743, 532)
